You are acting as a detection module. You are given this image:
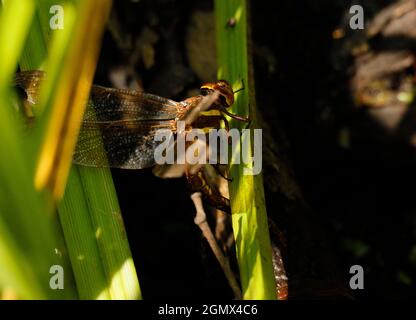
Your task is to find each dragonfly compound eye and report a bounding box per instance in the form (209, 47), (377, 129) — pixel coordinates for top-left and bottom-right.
(200, 81), (234, 108)
(200, 87), (211, 96)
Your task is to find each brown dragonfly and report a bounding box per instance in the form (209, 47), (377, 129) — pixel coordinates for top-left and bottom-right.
(14, 70), (247, 212)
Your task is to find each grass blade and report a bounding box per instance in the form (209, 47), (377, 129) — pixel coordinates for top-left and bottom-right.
(0, 0), (76, 299)
(14, 0), (141, 299)
(214, 0), (277, 299)
(58, 167), (111, 299)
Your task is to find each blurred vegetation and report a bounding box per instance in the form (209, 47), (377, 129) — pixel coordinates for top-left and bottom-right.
(0, 0), (140, 300)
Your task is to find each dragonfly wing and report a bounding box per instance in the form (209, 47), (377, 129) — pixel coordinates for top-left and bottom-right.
(85, 86), (183, 121)
(14, 71), (183, 120)
(73, 120), (177, 169)
(75, 85), (183, 169)
(13, 70), (45, 104)
(13, 71), (185, 169)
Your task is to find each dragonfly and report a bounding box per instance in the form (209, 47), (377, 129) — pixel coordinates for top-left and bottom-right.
(14, 70), (248, 212)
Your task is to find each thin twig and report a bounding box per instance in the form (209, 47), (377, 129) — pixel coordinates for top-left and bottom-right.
(191, 192), (242, 299)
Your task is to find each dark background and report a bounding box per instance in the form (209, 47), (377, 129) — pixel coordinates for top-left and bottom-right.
(93, 0), (416, 299)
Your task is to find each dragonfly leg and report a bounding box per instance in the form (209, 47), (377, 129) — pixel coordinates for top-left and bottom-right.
(220, 106), (250, 122)
(213, 163), (232, 182)
(233, 78), (245, 94)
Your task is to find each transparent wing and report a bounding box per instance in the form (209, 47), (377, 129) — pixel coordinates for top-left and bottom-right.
(85, 86), (182, 121)
(14, 71), (201, 169)
(75, 86), (182, 169)
(74, 120), (177, 169)
(14, 70), (183, 120)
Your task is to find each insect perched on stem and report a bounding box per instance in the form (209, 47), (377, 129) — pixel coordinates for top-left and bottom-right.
(14, 70), (248, 212)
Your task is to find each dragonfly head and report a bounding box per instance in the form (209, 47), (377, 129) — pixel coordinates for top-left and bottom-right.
(200, 80), (234, 108)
